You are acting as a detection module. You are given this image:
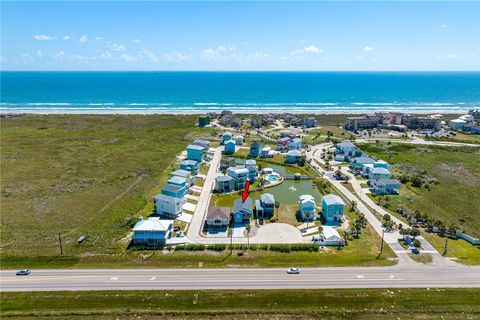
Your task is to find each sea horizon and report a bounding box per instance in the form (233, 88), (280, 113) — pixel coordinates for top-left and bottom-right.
(1, 71), (479, 114)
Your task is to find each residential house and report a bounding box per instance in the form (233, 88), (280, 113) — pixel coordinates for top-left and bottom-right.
(298, 195), (316, 221)
(287, 137), (302, 150)
(369, 167), (392, 180)
(374, 160), (390, 170)
(198, 115), (210, 128)
(279, 130), (294, 138)
(235, 135), (244, 145)
(233, 198), (253, 224)
(303, 117), (316, 128)
(286, 149), (302, 164)
(132, 217), (173, 246)
(227, 166), (249, 190)
(245, 159), (259, 182)
(154, 193), (183, 218)
(215, 175), (235, 193)
(276, 137), (291, 151)
(336, 140), (356, 155)
(260, 145), (271, 158)
(193, 139), (210, 149)
(161, 184), (187, 199)
(313, 226), (344, 246)
(349, 156), (375, 173)
(321, 194), (345, 223)
(250, 141), (263, 157)
(170, 169), (193, 185)
(224, 139), (236, 155)
(179, 159), (199, 175)
(257, 193), (275, 218)
(205, 206), (230, 229)
(186, 144), (205, 162)
(370, 179), (401, 195)
(167, 176), (188, 189)
(222, 132), (232, 142)
(220, 157), (237, 171)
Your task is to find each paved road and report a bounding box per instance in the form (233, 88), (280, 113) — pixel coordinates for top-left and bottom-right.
(356, 138), (480, 148)
(2, 265), (479, 292)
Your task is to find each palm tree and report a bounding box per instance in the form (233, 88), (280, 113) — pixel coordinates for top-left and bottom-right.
(350, 200), (357, 212)
(304, 211), (312, 229)
(246, 224), (251, 249)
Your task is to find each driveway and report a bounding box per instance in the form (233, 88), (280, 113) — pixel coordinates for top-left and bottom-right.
(252, 223), (305, 244)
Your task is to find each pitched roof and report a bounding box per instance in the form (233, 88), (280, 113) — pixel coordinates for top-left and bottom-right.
(216, 175), (234, 182)
(224, 139), (236, 145)
(245, 159), (256, 165)
(290, 137), (302, 143)
(167, 176), (187, 185)
(337, 140), (355, 148)
(133, 217), (173, 232)
(353, 156), (375, 164)
(193, 139), (210, 148)
(206, 206), (231, 220)
(322, 194), (345, 206)
(162, 184), (184, 193)
(299, 194), (315, 203)
(233, 197), (253, 212)
(228, 166), (249, 174)
(371, 167), (391, 175)
(322, 226), (341, 240)
(171, 169), (191, 178)
(260, 193), (275, 204)
(250, 141), (262, 148)
(370, 178), (400, 186)
(187, 144), (205, 151)
(287, 149), (301, 156)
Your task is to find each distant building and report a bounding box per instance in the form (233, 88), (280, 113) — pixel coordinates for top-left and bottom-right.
(313, 226), (344, 246)
(186, 144), (205, 162)
(132, 217), (173, 246)
(276, 137), (291, 151)
(161, 184), (187, 199)
(193, 139), (210, 149)
(250, 141), (263, 158)
(233, 198), (253, 223)
(205, 206), (230, 229)
(286, 149), (302, 163)
(154, 194), (183, 218)
(449, 119), (467, 130)
(299, 195), (316, 221)
(222, 132), (232, 142)
(235, 135), (244, 145)
(287, 137), (302, 150)
(303, 117), (317, 128)
(198, 116), (210, 128)
(345, 114), (383, 131)
(227, 166), (249, 190)
(369, 167), (392, 180)
(345, 113), (441, 131)
(167, 176), (188, 189)
(215, 175), (235, 193)
(245, 159), (259, 182)
(469, 109), (480, 120)
(224, 139), (236, 155)
(179, 159), (199, 175)
(257, 193), (275, 218)
(321, 194), (345, 223)
(336, 140), (356, 155)
(260, 145), (271, 158)
(370, 179), (401, 195)
(374, 160), (390, 170)
(170, 169), (193, 185)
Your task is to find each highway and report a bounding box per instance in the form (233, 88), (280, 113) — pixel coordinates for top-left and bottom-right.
(1, 265), (480, 291)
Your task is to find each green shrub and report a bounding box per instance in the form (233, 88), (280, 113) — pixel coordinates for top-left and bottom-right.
(269, 244), (291, 253)
(290, 244), (318, 252)
(185, 244), (206, 251)
(207, 244), (226, 251)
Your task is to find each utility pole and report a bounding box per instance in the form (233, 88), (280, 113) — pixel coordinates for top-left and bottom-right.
(443, 238), (448, 256)
(58, 232), (63, 255)
(379, 229), (385, 257)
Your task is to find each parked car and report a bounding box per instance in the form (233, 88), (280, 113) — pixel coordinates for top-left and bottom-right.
(16, 269), (31, 276)
(287, 267), (300, 274)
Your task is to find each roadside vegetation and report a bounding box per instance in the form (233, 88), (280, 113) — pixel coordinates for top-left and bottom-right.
(2, 288), (479, 319)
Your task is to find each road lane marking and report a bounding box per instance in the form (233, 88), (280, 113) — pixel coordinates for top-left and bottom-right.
(149, 276), (156, 281)
(110, 277), (118, 281)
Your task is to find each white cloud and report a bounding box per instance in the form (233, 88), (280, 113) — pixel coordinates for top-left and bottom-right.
(54, 51), (65, 59)
(363, 46), (374, 52)
(138, 48), (159, 63)
(162, 50), (194, 64)
(36, 50), (43, 58)
(201, 45), (236, 61)
(446, 53), (459, 59)
(62, 35), (72, 40)
(79, 35), (88, 43)
(95, 37), (104, 41)
(131, 38), (141, 43)
(304, 45), (323, 54)
(33, 34), (56, 41)
(109, 43), (126, 52)
(101, 51), (112, 59)
(440, 24), (448, 29)
(120, 53), (135, 62)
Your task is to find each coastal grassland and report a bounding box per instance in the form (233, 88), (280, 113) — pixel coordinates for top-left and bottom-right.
(357, 142), (480, 238)
(0, 114), (201, 261)
(422, 231), (480, 265)
(2, 288), (479, 320)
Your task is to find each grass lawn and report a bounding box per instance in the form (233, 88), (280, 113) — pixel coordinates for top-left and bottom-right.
(408, 253), (433, 264)
(2, 288), (479, 320)
(0, 114), (205, 261)
(358, 143), (480, 238)
(422, 232), (480, 265)
(277, 204), (302, 226)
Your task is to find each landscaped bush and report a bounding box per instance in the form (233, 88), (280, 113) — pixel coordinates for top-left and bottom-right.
(185, 244), (206, 251)
(269, 244), (291, 253)
(207, 244), (226, 251)
(290, 244), (319, 252)
(229, 244), (248, 251)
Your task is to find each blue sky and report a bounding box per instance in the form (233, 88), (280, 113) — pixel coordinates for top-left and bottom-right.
(1, 1), (479, 71)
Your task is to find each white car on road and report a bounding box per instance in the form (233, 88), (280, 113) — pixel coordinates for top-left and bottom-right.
(287, 267), (300, 274)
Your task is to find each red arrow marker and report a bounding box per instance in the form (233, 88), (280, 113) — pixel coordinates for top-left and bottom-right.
(241, 179), (251, 203)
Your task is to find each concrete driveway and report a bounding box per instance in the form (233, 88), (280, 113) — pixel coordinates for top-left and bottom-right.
(252, 223), (304, 244)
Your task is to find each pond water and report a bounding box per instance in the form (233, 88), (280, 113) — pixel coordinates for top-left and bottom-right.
(214, 159), (324, 207)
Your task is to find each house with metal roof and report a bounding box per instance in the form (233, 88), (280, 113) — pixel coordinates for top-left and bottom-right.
(233, 198), (253, 223)
(227, 166), (249, 190)
(370, 179), (401, 195)
(161, 184), (187, 199)
(287, 137), (302, 150)
(299, 194), (316, 221)
(245, 159), (259, 182)
(321, 194), (345, 223)
(249, 141), (262, 157)
(222, 132), (232, 142)
(132, 217), (173, 246)
(179, 159), (199, 175)
(193, 139), (210, 149)
(369, 167), (392, 180)
(154, 193), (183, 218)
(286, 149), (302, 163)
(215, 175), (235, 193)
(224, 139), (236, 155)
(186, 144), (205, 162)
(256, 193), (275, 218)
(170, 169), (193, 185)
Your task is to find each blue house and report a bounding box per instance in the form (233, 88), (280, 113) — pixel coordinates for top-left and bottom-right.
(186, 144), (205, 162)
(227, 166), (249, 190)
(180, 159), (199, 175)
(250, 141), (262, 157)
(321, 194), (345, 223)
(193, 139), (210, 149)
(167, 176), (188, 189)
(233, 198), (253, 224)
(245, 159), (259, 182)
(224, 139), (236, 155)
(286, 149), (302, 163)
(370, 179), (400, 195)
(369, 167), (392, 180)
(222, 132), (232, 142)
(215, 175), (235, 193)
(256, 193), (275, 218)
(287, 138), (302, 150)
(161, 184), (187, 199)
(299, 195), (316, 221)
(132, 217), (173, 246)
(374, 160), (390, 170)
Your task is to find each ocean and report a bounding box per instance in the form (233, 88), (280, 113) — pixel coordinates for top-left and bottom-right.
(1, 71), (479, 113)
